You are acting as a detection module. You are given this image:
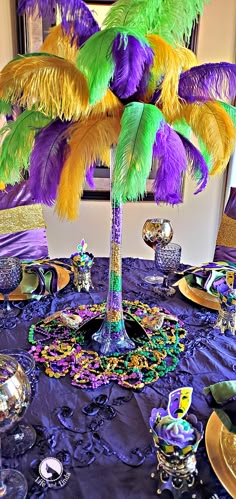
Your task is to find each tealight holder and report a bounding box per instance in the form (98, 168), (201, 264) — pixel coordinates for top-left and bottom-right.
(73, 266), (94, 292)
(215, 294), (236, 335)
(71, 239), (94, 292)
(151, 414), (203, 498)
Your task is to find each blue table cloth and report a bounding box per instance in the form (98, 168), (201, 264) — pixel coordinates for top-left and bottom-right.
(1, 258), (235, 498)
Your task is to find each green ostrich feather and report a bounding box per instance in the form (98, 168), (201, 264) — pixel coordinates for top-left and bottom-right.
(76, 27), (149, 104)
(151, 0), (209, 45)
(103, 0), (160, 34)
(113, 102), (164, 203)
(104, 0), (209, 45)
(172, 120), (191, 140)
(199, 139), (212, 170)
(0, 109), (51, 184)
(218, 101), (236, 127)
(0, 99), (12, 116)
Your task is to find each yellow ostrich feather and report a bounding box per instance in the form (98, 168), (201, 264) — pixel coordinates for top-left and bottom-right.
(173, 101), (236, 174)
(145, 34), (180, 117)
(175, 46), (198, 71)
(41, 24), (79, 62)
(0, 181), (5, 190)
(56, 116), (121, 220)
(0, 55), (89, 120)
(89, 89), (123, 118)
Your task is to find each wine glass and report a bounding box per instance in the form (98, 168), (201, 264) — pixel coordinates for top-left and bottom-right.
(0, 350), (37, 458)
(154, 243), (182, 297)
(0, 354), (31, 498)
(0, 258), (22, 328)
(142, 219), (173, 284)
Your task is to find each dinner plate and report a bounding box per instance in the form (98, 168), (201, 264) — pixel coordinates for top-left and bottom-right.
(178, 276), (220, 311)
(206, 412), (235, 497)
(0, 264), (70, 301)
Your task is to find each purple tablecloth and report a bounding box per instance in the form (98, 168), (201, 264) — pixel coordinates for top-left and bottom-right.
(1, 258), (235, 499)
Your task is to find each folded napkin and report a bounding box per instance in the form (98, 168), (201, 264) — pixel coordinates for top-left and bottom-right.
(22, 259), (72, 296)
(184, 262), (236, 303)
(204, 380), (236, 434)
(24, 263), (59, 295)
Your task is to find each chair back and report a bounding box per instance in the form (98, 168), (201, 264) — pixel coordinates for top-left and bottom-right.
(214, 187), (236, 263)
(0, 181), (49, 259)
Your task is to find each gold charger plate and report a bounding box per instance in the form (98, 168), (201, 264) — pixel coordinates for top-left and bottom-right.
(206, 412), (236, 497)
(178, 277), (220, 311)
(0, 264), (70, 301)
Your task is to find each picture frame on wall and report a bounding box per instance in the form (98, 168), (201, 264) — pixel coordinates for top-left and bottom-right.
(16, 0), (197, 201)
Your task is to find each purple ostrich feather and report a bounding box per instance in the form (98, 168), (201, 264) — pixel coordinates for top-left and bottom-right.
(153, 123), (187, 204)
(110, 34), (154, 99)
(29, 120), (70, 205)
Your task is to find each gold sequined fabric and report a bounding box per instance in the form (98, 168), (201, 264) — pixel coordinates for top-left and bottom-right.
(216, 214), (236, 248)
(0, 204), (46, 235)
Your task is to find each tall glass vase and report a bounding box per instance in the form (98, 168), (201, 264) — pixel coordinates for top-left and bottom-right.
(92, 149), (135, 355)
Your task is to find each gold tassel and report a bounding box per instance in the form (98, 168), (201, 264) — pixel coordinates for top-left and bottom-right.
(41, 24), (79, 62)
(0, 55), (89, 121)
(56, 115), (121, 220)
(173, 101), (236, 174)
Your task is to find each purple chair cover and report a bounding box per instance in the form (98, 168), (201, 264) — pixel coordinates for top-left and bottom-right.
(214, 187), (236, 263)
(0, 181), (49, 259)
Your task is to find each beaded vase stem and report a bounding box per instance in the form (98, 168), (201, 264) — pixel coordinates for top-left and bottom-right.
(92, 150), (135, 355)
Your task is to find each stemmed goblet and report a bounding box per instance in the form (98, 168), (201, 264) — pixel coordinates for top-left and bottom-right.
(154, 243), (182, 297)
(0, 258), (22, 328)
(142, 219), (173, 284)
(0, 354), (31, 498)
(1, 350), (37, 458)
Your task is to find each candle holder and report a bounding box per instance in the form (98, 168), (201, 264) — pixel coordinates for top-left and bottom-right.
(150, 388), (204, 498)
(215, 292), (236, 335)
(73, 267), (94, 292)
(71, 239), (94, 292)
